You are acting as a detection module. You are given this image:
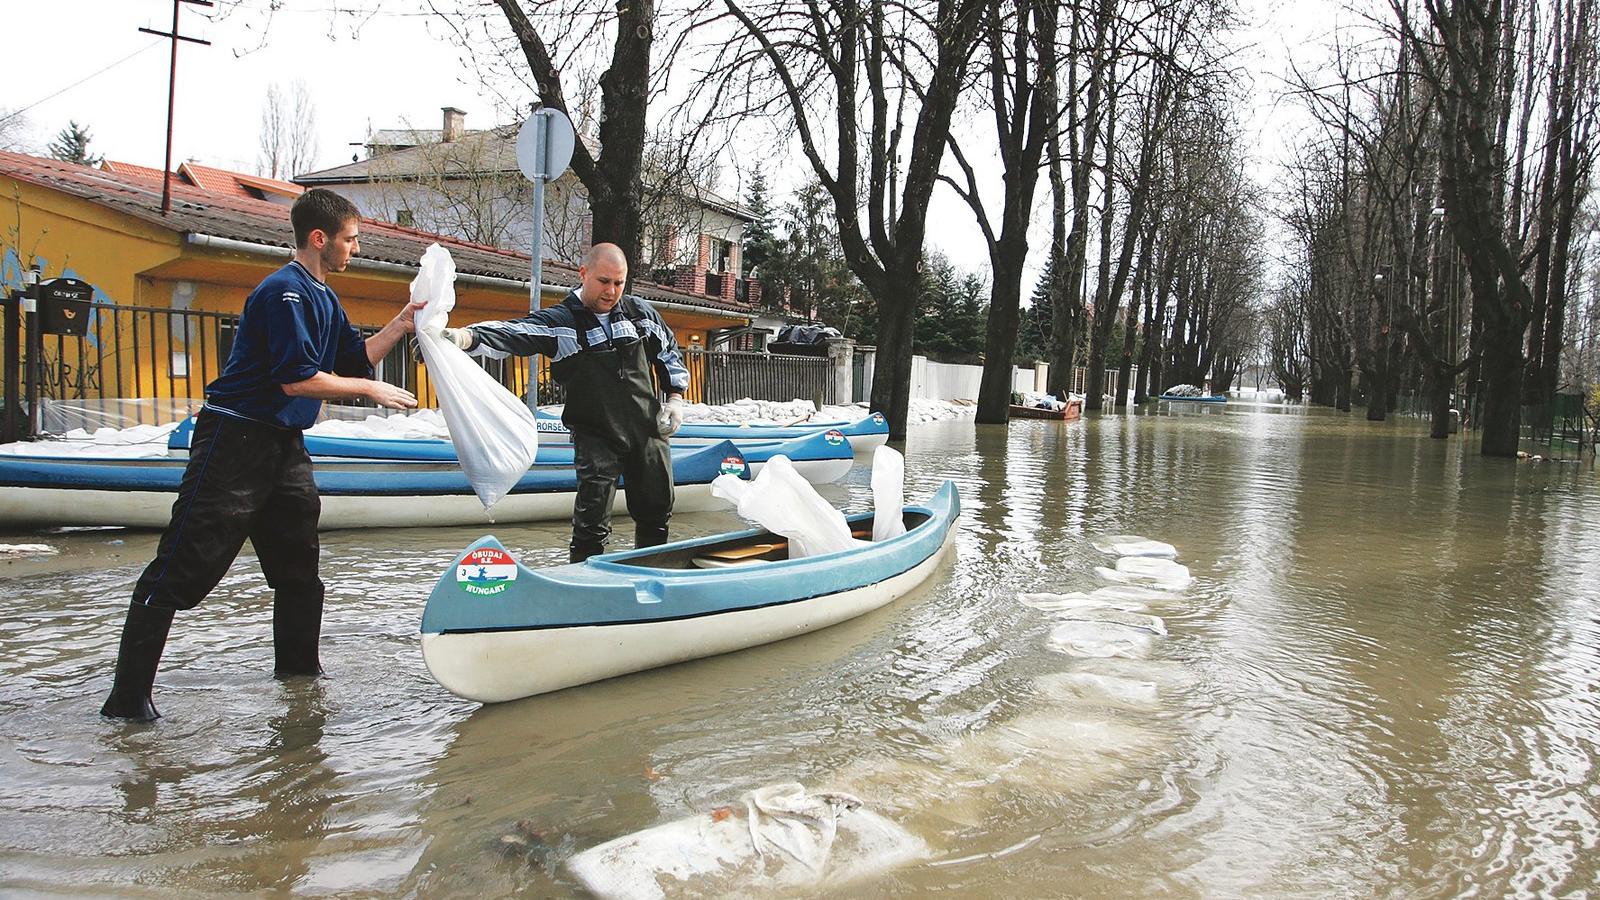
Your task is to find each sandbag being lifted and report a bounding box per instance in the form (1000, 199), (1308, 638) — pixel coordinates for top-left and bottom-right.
(410, 244), (540, 510)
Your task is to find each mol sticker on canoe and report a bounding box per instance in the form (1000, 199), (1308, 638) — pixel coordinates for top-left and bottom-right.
(457, 547), (518, 595)
(719, 455), (745, 476)
(824, 429), (845, 446)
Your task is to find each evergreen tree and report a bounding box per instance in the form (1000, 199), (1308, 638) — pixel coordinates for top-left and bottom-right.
(48, 121), (101, 166)
(1016, 257), (1060, 363)
(741, 167), (779, 277)
(759, 179), (872, 338)
(914, 253), (988, 362)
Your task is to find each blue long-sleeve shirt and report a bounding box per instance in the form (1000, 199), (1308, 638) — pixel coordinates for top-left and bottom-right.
(467, 292), (690, 394)
(206, 261), (372, 429)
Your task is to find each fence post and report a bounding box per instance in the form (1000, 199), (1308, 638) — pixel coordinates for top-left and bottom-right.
(2, 280), (21, 443)
(825, 337), (852, 408)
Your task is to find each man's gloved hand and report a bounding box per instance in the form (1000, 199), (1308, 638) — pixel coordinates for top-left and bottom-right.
(658, 395), (685, 437)
(440, 327), (476, 351)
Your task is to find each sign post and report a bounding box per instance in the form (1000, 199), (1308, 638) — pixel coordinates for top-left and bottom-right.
(515, 106), (576, 411)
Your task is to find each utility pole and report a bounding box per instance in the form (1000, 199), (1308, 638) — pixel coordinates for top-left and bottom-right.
(139, 0), (212, 215)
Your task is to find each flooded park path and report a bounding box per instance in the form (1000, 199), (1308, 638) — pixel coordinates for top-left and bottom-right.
(2, 402), (1597, 896)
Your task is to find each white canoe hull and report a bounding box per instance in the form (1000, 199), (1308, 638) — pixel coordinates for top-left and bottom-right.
(421, 527), (955, 703)
(0, 482), (726, 531)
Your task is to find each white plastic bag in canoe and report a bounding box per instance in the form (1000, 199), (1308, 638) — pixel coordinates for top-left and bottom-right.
(410, 244), (539, 510)
(712, 455), (859, 558)
(564, 783), (928, 900)
(869, 445), (906, 542)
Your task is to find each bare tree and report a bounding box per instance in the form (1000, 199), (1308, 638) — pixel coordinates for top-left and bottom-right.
(1390, 0), (1544, 454)
(487, 0), (657, 268)
(0, 108), (35, 153)
(257, 81), (319, 180)
(700, 0), (987, 437)
(366, 124), (533, 247)
(939, 0), (1059, 424)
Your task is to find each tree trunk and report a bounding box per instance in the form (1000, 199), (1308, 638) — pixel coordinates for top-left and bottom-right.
(1478, 324), (1525, 456)
(976, 248), (1027, 422)
(870, 281), (919, 440)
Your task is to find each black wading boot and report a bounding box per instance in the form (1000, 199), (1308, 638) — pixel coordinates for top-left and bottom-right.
(100, 603), (175, 721)
(273, 582), (325, 678)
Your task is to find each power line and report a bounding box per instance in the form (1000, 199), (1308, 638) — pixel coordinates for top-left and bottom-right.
(0, 41), (166, 128)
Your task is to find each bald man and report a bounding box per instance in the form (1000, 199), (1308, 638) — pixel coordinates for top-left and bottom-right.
(442, 244), (689, 561)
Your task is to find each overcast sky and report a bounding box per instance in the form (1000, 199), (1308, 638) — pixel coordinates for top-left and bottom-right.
(8, 0), (1346, 283)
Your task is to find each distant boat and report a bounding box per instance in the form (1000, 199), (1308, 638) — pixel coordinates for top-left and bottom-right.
(1009, 399), (1083, 421)
(420, 481), (962, 703)
(1158, 393), (1227, 403)
(0, 441), (749, 531)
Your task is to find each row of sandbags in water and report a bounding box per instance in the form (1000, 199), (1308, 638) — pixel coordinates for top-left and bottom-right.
(553, 536), (1194, 899)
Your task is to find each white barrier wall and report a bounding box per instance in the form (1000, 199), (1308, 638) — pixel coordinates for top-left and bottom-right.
(850, 348), (1111, 404)
(912, 357), (987, 401)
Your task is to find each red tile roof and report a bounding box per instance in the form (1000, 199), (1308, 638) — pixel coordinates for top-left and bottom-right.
(178, 161), (303, 201)
(100, 160), (168, 182)
(4, 151), (753, 317)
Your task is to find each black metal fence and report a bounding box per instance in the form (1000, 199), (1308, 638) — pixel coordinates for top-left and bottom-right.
(687, 348), (834, 407)
(1, 299), (836, 437)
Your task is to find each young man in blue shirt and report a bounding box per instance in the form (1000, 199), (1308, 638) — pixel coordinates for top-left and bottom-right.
(101, 189), (423, 721)
(440, 243), (689, 562)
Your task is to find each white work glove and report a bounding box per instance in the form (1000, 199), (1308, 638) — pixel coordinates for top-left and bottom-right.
(658, 395), (685, 437)
(440, 327), (475, 351)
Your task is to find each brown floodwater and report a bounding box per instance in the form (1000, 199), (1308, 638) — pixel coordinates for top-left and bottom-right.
(1, 403), (1597, 897)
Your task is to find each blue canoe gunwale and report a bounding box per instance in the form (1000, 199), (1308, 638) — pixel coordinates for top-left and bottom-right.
(167, 416), (878, 460)
(159, 426), (851, 469)
(421, 480), (960, 636)
(0, 440), (747, 497)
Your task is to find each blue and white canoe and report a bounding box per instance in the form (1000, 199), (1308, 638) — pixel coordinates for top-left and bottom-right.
(0, 441), (749, 531)
(533, 408), (890, 451)
(421, 481), (961, 703)
(166, 422), (856, 485)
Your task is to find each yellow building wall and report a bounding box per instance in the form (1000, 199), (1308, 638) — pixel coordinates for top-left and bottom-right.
(3, 177), (730, 414)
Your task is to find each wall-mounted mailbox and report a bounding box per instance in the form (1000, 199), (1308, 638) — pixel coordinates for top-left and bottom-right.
(38, 278), (93, 336)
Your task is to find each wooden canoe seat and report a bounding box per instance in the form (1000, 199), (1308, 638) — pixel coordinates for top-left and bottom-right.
(691, 555), (768, 569)
(691, 542), (782, 569)
(687, 527), (879, 570)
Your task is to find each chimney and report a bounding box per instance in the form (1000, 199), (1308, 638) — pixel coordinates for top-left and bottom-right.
(441, 107), (466, 143)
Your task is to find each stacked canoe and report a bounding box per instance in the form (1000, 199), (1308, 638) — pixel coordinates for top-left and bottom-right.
(0, 413), (887, 531)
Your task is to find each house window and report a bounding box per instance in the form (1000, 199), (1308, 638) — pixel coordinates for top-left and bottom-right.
(717, 240), (733, 273)
(396, 208), (415, 228)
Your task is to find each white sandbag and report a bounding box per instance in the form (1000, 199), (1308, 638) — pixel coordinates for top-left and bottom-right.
(1091, 534), (1177, 558)
(1094, 556), (1192, 591)
(410, 244), (539, 510)
(869, 445), (906, 542)
(1081, 584), (1179, 604)
(1018, 591), (1150, 613)
(712, 456), (863, 558)
(1051, 608), (1167, 636)
(1034, 671), (1160, 707)
(565, 783), (928, 900)
(1047, 620), (1155, 658)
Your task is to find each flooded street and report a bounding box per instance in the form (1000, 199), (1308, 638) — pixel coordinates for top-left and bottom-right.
(2, 404), (1598, 896)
